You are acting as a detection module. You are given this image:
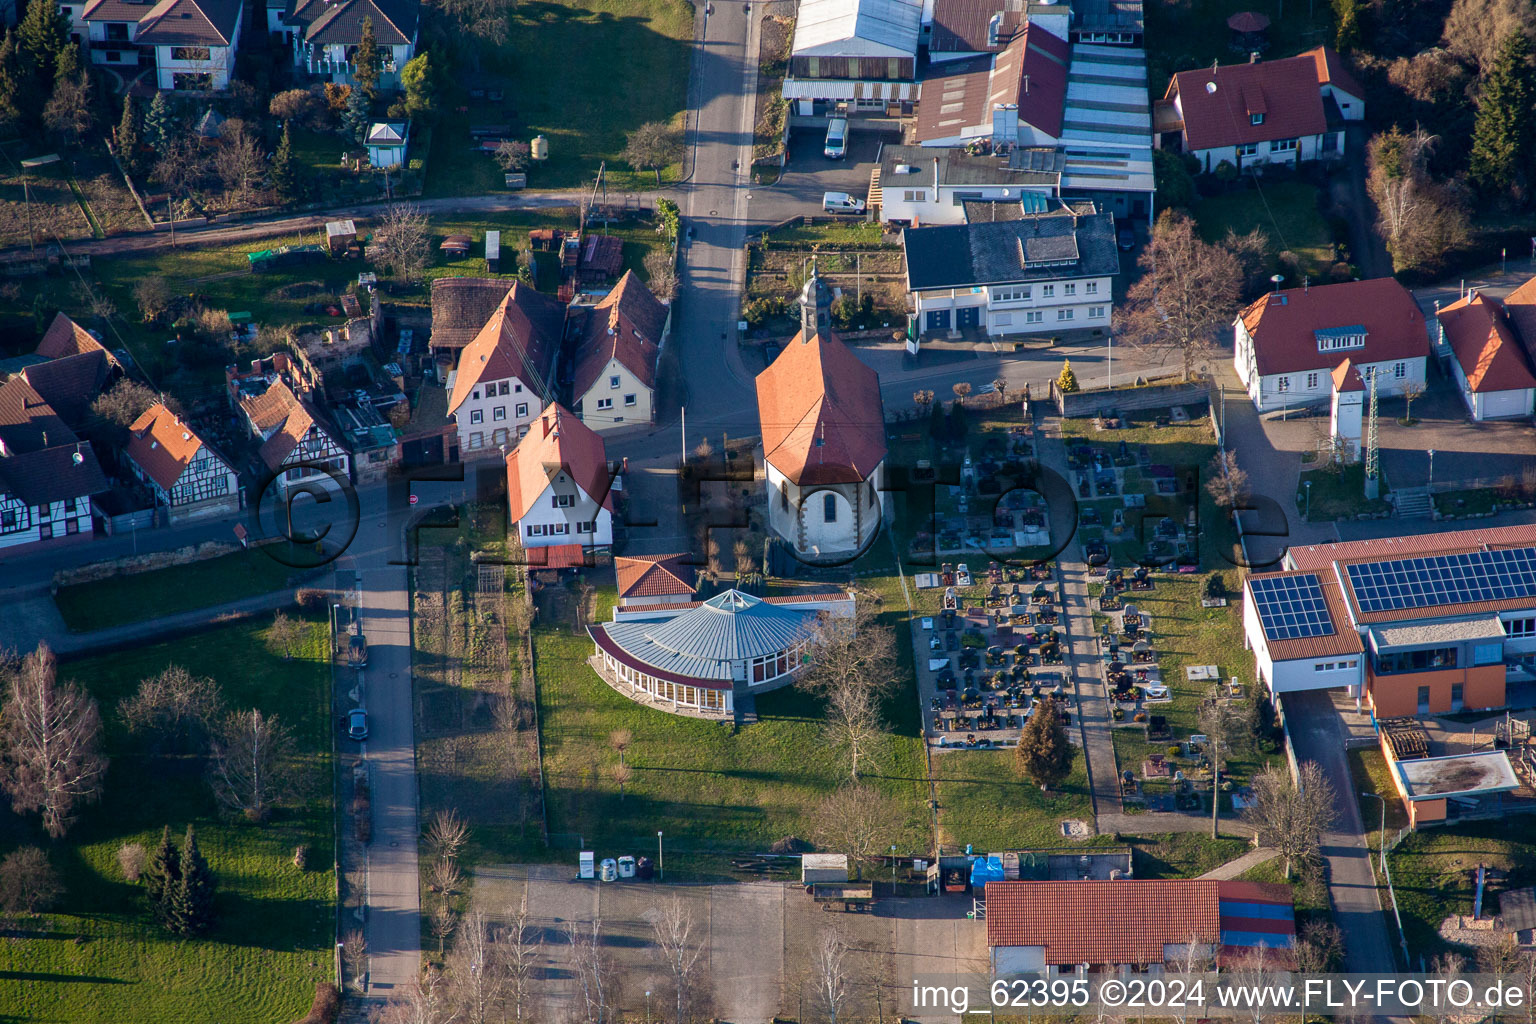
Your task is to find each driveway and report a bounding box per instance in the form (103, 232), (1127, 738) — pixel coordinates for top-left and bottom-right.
(752, 125), (893, 224)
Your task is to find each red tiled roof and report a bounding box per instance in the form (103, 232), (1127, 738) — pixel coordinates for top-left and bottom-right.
(528, 543), (591, 569)
(1286, 523), (1536, 571)
(928, 0), (1021, 53)
(124, 402), (219, 492)
(1243, 570), (1364, 661)
(756, 325), (887, 487)
(985, 881), (1294, 966)
(1437, 292), (1536, 393)
(615, 552), (697, 600)
(448, 282), (566, 415)
(1330, 357), (1364, 393)
(35, 313), (108, 361)
(20, 350), (116, 428)
(1300, 45), (1365, 102)
(505, 403), (613, 522)
(1167, 53), (1326, 152)
(991, 26), (1071, 140)
(572, 271), (667, 401)
(1492, 275), (1536, 380)
(1237, 278), (1427, 378)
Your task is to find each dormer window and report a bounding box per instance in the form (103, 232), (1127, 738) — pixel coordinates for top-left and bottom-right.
(1250, 112), (1264, 126)
(1315, 326), (1366, 353)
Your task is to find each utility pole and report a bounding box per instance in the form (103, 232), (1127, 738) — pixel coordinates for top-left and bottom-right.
(22, 180), (33, 255)
(1363, 368), (1380, 499)
(169, 195), (175, 249)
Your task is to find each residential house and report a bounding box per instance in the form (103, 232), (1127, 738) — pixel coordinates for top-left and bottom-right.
(985, 880), (1295, 974)
(132, 0), (242, 90)
(570, 271), (669, 433)
(588, 589), (855, 719)
(1232, 278), (1428, 412)
(429, 276), (523, 367)
(902, 199), (1118, 339)
(1241, 524), (1536, 716)
(366, 122), (408, 168)
(236, 378), (351, 494)
(446, 281), (565, 455)
(756, 269), (888, 559)
(782, 0), (922, 117)
(34, 312), (111, 361)
(16, 345), (121, 433)
(1153, 47), (1365, 173)
(1434, 290), (1536, 421)
(875, 144), (1060, 227)
(0, 377), (108, 551)
(615, 552), (698, 607)
(279, 0), (418, 91)
(123, 402), (241, 521)
(504, 403), (613, 554)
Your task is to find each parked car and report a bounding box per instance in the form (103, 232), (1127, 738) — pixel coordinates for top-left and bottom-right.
(348, 632), (369, 669)
(822, 191), (866, 214)
(347, 708), (369, 742)
(1117, 225), (1136, 251)
(823, 117), (848, 159)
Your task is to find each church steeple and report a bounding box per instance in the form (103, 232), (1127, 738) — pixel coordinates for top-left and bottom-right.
(798, 261), (832, 344)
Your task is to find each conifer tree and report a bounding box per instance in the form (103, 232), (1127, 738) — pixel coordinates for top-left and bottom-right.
(342, 85), (370, 143)
(143, 90), (169, 150)
(52, 38), (80, 88)
(16, 0), (68, 101)
(144, 825), (180, 924)
(1469, 31), (1535, 198)
(0, 32), (22, 130)
(170, 825), (215, 935)
(1057, 359), (1079, 393)
(1015, 696), (1073, 790)
(271, 121), (298, 198)
(352, 16), (379, 97)
(115, 95), (140, 173)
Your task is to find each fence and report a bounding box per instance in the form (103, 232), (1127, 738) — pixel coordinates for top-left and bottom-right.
(1272, 693), (1304, 789)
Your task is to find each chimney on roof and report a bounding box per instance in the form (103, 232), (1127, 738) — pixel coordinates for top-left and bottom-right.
(987, 11), (1002, 46)
(934, 156), (941, 188)
(1249, 51), (1259, 63)
(1304, 277), (1309, 293)
(1023, 74), (1030, 94)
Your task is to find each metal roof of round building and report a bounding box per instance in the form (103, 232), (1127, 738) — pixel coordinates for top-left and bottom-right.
(597, 590), (819, 680)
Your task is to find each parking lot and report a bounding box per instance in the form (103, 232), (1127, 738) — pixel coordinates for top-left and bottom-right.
(472, 864), (988, 1024)
(752, 123), (897, 224)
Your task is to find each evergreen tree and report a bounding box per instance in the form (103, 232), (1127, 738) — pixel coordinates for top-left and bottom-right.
(1331, 0), (1363, 51)
(271, 121), (299, 199)
(52, 37), (80, 88)
(352, 15), (379, 97)
(400, 52), (436, 123)
(342, 84), (370, 143)
(1469, 31), (1535, 198)
(143, 90), (170, 149)
(948, 400), (968, 442)
(0, 32), (23, 130)
(143, 825), (180, 924)
(16, 0), (69, 100)
(1015, 696), (1073, 790)
(169, 825), (215, 935)
(115, 95), (140, 173)
(927, 394), (946, 440)
(1057, 359), (1079, 393)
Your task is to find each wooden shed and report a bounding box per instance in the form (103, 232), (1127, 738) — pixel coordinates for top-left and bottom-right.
(802, 853), (849, 884)
(486, 230), (501, 272)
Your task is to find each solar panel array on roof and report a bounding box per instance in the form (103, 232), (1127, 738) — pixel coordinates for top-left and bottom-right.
(1250, 574), (1335, 640)
(1345, 547), (1536, 613)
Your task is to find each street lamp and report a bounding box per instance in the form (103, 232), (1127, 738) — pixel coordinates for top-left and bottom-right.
(646, 990), (652, 1024)
(1269, 273), (1284, 293)
(891, 844), (898, 886)
(1303, 480), (1311, 520)
(658, 830), (664, 882)
(1427, 448), (1435, 488)
(1361, 790), (1410, 968)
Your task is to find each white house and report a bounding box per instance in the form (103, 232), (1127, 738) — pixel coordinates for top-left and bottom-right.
(0, 377), (107, 553)
(875, 145), (1060, 226)
(279, 0), (418, 91)
(755, 270), (889, 559)
(782, 0), (921, 116)
(124, 402), (242, 522)
(237, 379), (351, 494)
(1435, 287), (1536, 421)
(365, 122), (408, 168)
(1233, 278), (1428, 412)
(133, 0), (242, 90)
(1153, 47), (1365, 173)
(570, 271), (668, 433)
(504, 403), (613, 554)
(902, 200), (1119, 339)
(446, 281), (566, 455)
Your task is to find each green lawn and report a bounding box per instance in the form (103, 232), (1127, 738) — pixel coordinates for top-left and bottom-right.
(531, 584), (930, 865)
(1144, 0), (1332, 104)
(1299, 464), (1392, 521)
(1347, 747), (1409, 852)
(1128, 833), (1250, 878)
(422, 0), (693, 196)
(934, 750), (1095, 850)
(763, 220), (893, 247)
(1194, 181), (1337, 281)
(1387, 822), (1536, 960)
(0, 616), (334, 1024)
(53, 547), (305, 632)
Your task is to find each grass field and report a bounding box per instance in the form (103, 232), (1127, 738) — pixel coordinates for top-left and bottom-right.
(531, 584), (930, 865)
(1143, 0), (1332, 103)
(1194, 181), (1336, 281)
(53, 547), (303, 632)
(1347, 746), (1409, 852)
(1299, 464), (1393, 521)
(0, 615), (334, 1024)
(423, 0), (694, 195)
(934, 750), (1093, 850)
(1386, 821), (1536, 959)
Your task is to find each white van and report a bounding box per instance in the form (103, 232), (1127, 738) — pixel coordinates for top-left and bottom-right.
(823, 117), (848, 159)
(822, 191), (867, 214)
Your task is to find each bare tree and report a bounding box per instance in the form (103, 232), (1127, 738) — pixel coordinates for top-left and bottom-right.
(213, 126), (265, 202)
(1367, 128), (1469, 275)
(494, 898), (540, 1024)
(644, 248), (678, 302)
(426, 0), (514, 44)
(342, 927), (369, 992)
(132, 276), (175, 324)
(44, 77), (95, 146)
(1443, 0), (1536, 74)
(430, 855), (464, 896)
(0, 644), (107, 838)
(207, 708), (295, 821)
(89, 379), (167, 442)
(426, 808), (471, 862)
(566, 919), (614, 1024)
(1294, 919), (1343, 972)
(652, 895), (705, 1024)
(622, 121), (683, 185)
(810, 927), (851, 1024)
(1204, 451), (1252, 511)
(610, 761), (633, 798)
(1118, 210), (1242, 381)
(0, 847), (63, 914)
(267, 611), (305, 661)
(374, 203), (433, 282)
(991, 377), (1008, 406)
(1196, 695), (1254, 837)
(494, 139), (531, 171)
(1241, 762), (1337, 879)
(1169, 930), (1215, 1024)
(119, 664), (223, 755)
(1402, 380), (1426, 425)
(153, 139), (208, 198)
(378, 964), (460, 1024)
(952, 381), (972, 405)
(449, 909), (502, 1024)
(809, 783), (915, 879)
(117, 842), (146, 882)
(431, 899), (459, 957)
(798, 599), (897, 781)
